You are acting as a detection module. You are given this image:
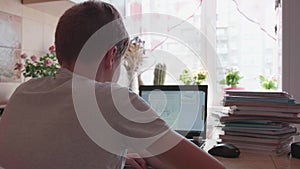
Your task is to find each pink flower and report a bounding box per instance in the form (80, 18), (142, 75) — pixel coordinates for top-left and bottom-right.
(49, 45), (55, 53)
(45, 58), (53, 66)
(15, 63), (23, 71)
(200, 69), (208, 75)
(20, 53), (27, 59)
(31, 55), (37, 62)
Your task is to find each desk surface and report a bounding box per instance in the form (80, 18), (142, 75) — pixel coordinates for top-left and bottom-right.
(203, 139), (300, 169)
(217, 152), (300, 169)
(205, 109), (300, 169)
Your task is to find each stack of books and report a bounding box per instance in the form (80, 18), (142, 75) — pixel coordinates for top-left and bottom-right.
(220, 90), (300, 155)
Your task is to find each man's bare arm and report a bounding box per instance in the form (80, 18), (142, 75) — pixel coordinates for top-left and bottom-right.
(143, 130), (226, 169)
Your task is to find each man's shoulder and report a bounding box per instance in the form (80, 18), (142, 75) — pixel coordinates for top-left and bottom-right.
(14, 77), (49, 91)
(94, 83), (143, 104)
(14, 76), (72, 95)
(94, 82), (131, 94)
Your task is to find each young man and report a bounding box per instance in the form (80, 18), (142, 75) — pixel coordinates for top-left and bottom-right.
(0, 1), (225, 169)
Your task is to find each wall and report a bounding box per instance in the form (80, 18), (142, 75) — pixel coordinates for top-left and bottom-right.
(0, 0), (60, 102)
(0, 0), (59, 58)
(282, 0), (300, 102)
(282, 0), (300, 141)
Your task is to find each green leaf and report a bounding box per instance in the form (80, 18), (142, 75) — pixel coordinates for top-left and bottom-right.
(259, 75), (265, 82)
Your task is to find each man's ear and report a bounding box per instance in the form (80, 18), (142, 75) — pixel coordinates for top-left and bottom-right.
(104, 46), (118, 69)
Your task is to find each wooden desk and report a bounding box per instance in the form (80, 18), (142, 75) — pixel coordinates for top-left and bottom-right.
(202, 138), (300, 169)
(205, 108), (300, 169)
(215, 152), (300, 169)
(204, 126), (300, 169)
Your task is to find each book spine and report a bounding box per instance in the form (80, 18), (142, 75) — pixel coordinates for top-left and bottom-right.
(224, 101), (300, 109)
(234, 106), (300, 113)
(220, 134), (292, 144)
(224, 96), (295, 103)
(231, 110), (300, 118)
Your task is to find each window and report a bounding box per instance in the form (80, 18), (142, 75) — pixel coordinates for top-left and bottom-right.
(76, 0), (282, 106)
(216, 0), (281, 93)
(122, 0), (212, 100)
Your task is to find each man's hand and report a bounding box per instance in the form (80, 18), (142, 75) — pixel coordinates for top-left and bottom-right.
(126, 152), (148, 169)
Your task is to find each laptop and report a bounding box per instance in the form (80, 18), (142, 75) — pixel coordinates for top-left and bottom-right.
(139, 85), (208, 147)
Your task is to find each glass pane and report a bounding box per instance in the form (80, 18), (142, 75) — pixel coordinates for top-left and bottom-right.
(123, 0), (205, 87)
(216, 0), (281, 92)
(119, 0), (282, 105)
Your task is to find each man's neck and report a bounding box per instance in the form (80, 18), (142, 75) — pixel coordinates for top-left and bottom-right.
(60, 62), (110, 83)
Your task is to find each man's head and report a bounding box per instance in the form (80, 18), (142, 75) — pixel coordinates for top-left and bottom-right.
(55, 0), (128, 82)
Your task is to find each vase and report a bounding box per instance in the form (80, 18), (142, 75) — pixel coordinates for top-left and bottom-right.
(127, 71), (139, 93)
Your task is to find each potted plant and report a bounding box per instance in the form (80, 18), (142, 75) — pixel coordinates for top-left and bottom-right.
(153, 63), (167, 85)
(220, 67), (243, 90)
(15, 45), (60, 78)
(179, 69), (208, 85)
(0, 46), (59, 105)
(259, 75), (277, 90)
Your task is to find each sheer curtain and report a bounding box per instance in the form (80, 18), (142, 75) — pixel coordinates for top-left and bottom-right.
(120, 0), (218, 105)
(232, 0), (277, 40)
(216, 0), (280, 95)
(106, 0), (280, 106)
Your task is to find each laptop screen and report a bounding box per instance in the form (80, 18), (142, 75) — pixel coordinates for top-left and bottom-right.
(139, 85), (207, 139)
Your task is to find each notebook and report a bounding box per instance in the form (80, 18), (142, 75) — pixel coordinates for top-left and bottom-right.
(139, 85), (208, 145)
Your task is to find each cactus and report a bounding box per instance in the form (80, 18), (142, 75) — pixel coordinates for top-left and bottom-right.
(153, 63), (166, 85)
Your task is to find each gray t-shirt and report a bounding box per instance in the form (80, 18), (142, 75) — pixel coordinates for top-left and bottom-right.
(0, 68), (168, 169)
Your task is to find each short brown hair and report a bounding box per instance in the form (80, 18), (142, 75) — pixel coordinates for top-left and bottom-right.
(55, 0), (128, 65)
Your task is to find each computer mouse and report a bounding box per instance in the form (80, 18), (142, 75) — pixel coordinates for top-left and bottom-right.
(208, 143), (240, 158)
(291, 142), (300, 159)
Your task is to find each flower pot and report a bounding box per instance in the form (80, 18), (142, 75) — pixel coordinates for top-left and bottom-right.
(224, 87), (245, 91)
